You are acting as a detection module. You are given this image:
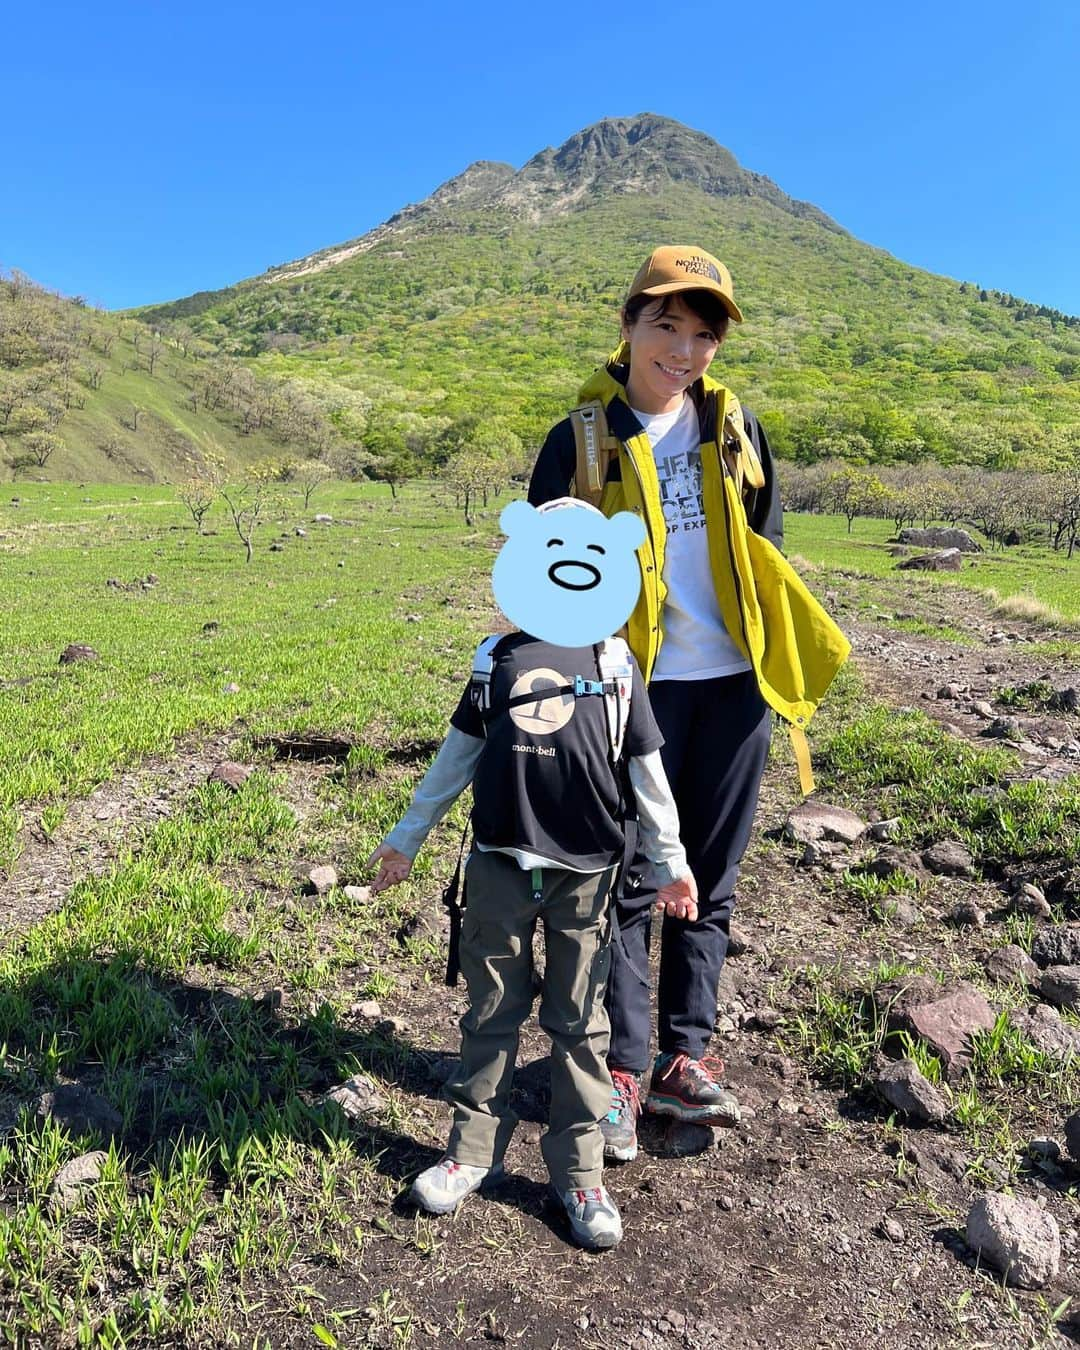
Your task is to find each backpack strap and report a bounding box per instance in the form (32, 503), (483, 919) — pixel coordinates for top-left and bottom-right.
(597, 636), (634, 762)
(721, 400), (766, 499)
(569, 400), (620, 507)
(469, 635), (502, 723)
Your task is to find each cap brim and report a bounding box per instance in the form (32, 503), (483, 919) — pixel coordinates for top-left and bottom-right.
(634, 279), (743, 323)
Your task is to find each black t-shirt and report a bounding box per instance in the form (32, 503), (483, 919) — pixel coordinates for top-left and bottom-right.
(450, 632), (663, 870)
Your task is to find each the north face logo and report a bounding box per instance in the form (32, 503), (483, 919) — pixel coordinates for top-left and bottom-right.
(675, 257), (721, 283)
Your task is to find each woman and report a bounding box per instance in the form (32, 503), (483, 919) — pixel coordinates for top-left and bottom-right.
(527, 245), (847, 1161)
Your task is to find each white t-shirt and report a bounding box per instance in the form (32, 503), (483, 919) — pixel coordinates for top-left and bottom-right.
(632, 396), (752, 682)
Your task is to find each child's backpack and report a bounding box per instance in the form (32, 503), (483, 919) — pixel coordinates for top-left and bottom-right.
(469, 633), (634, 761)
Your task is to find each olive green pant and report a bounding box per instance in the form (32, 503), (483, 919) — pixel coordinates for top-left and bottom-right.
(445, 850), (616, 1191)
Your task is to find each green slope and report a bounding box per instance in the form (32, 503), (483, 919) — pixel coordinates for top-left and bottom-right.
(135, 117), (1080, 467)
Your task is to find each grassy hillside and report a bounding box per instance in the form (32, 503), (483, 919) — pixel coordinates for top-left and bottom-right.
(0, 276), (346, 484)
(136, 124), (1080, 466)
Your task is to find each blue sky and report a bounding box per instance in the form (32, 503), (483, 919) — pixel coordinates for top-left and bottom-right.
(3, 0), (1077, 314)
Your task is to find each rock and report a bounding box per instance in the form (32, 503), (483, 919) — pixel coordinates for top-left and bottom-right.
(877, 1215), (906, 1243)
(1048, 687), (1080, 713)
(897, 527), (980, 552)
(1026, 1138), (1061, 1163)
(966, 1193), (1060, 1288)
(58, 643), (99, 664)
(971, 700), (996, 719)
(863, 847), (926, 884)
(295, 527), (307, 537)
(321, 1074), (385, 1120)
(783, 801), (867, 846)
(921, 840), (976, 878)
(872, 1058), (949, 1124)
(313, 514), (333, 523)
(269, 542), (284, 552)
(1039, 965), (1080, 1009)
(747, 1007), (783, 1031)
(1064, 1111), (1080, 1162)
(988, 631), (1008, 646)
(397, 909), (449, 945)
(342, 885), (371, 904)
(984, 945), (1039, 987)
(897, 548), (963, 572)
(937, 684), (962, 700)
(207, 761), (252, 791)
(869, 817), (902, 842)
(1012, 884), (1051, 920)
(902, 1135), (970, 1187)
(305, 864), (339, 895)
(948, 901), (986, 928)
(879, 897), (921, 928)
(48, 1150), (109, 1214)
(654, 1120), (719, 1157)
(1011, 1004), (1080, 1058)
(352, 1000), (382, 1021)
(983, 716), (1023, 741)
(726, 922), (751, 957)
(376, 1016), (409, 1037)
(222, 682), (240, 694)
(878, 978), (996, 1077)
(35, 1084), (122, 1141)
(202, 620), (219, 633)
(1032, 924), (1080, 967)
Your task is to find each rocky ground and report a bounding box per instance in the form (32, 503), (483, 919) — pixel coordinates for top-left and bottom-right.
(7, 572), (1080, 1348)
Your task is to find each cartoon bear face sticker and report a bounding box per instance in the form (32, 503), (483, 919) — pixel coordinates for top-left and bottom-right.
(491, 499), (646, 647)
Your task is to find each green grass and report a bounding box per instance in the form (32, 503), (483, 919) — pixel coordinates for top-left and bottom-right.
(786, 511), (1080, 621)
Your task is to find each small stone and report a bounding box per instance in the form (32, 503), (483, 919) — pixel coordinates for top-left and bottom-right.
(862, 846), (925, 883)
(207, 761), (252, 791)
(376, 1016), (409, 1036)
(872, 1058), (949, 1124)
(784, 801), (867, 846)
(1039, 965), (1080, 1009)
(726, 922), (751, 957)
(776, 1096), (801, 1115)
(657, 1121), (720, 1156)
(353, 1000), (382, 1020)
(984, 945), (1039, 987)
(1032, 924), (1080, 968)
(748, 1007), (783, 1031)
(305, 864), (339, 895)
(966, 1192), (1060, 1288)
(948, 901), (986, 928)
(1012, 885), (1051, 920)
(269, 542), (284, 552)
(878, 1216), (906, 1243)
(984, 716), (1022, 741)
(295, 527), (307, 537)
(921, 840), (976, 878)
(59, 643), (99, 665)
(48, 1150), (109, 1214)
(971, 701), (995, 719)
(342, 885), (371, 903)
(880, 897), (921, 928)
(1026, 1137), (1061, 1163)
(1011, 1004), (1080, 1058)
(314, 513), (333, 523)
(869, 817), (902, 842)
(937, 684), (961, 700)
(718, 1194), (735, 1211)
(222, 682), (240, 694)
(321, 1074), (385, 1120)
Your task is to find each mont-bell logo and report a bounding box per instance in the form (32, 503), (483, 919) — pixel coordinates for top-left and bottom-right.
(675, 256), (721, 284)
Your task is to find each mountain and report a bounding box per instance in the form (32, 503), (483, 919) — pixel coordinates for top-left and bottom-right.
(98, 115), (1080, 469)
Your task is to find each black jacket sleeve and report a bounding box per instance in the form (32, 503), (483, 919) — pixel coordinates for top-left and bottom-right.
(527, 418), (576, 506)
(742, 407), (784, 552)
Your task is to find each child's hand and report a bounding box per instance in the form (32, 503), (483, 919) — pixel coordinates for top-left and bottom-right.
(367, 843), (412, 894)
(655, 873), (699, 923)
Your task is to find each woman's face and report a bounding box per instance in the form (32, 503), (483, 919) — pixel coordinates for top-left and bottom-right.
(620, 294), (720, 416)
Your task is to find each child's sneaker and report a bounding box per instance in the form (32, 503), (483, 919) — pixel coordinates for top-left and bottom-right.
(554, 1185), (623, 1249)
(411, 1158), (503, 1215)
(601, 1068), (641, 1162)
(645, 1053), (741, 1124)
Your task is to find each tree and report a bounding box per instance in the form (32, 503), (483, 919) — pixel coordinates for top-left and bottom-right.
(24, 430), (62, 468)
(176, 454), (224, 533)
(291, 458), (333, 510)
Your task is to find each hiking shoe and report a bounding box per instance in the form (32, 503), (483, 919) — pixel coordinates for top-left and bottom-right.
(554, 1185), (623, 1250)
(410, 1158), (503, 1215)
(645, 1053), (741, 1124)
(601, 1068), (641, 1162)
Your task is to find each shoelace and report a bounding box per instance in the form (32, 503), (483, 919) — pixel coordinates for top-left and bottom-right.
(610, 1069), (641, 1119)
(669, 1052), (726, 1084)
(574, 1188), (604, 1206)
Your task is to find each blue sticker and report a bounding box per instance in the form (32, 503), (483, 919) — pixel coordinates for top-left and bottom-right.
(491, 499), (645, 647)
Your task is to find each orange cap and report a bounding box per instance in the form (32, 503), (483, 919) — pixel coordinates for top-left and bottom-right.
(627, 245), (743, 323)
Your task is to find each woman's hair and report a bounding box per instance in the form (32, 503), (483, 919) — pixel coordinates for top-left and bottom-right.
(621, 289), (730, 343)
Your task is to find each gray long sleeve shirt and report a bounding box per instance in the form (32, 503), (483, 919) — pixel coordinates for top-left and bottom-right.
(384, 726), (690, 886)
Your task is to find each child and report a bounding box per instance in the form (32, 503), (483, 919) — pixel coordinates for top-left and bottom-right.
(367, 497), (697, 1250)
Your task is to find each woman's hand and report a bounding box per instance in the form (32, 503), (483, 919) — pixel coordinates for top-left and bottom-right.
(367, 843), (412, 894)
(655, 872), (699, 923)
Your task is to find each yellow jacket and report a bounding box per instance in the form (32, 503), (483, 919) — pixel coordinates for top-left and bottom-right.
(575, 352), (850, 790)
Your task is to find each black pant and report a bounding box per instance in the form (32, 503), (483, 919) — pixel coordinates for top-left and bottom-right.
(607, 671), (771, 1072)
